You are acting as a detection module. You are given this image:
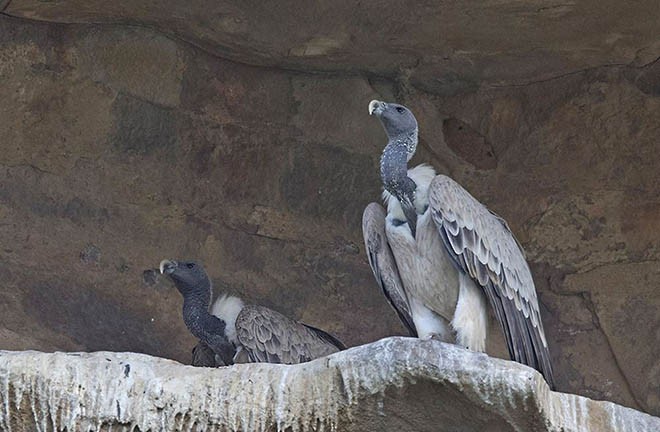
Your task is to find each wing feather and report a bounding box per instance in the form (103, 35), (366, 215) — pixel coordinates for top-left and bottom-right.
(235, 305), (343, 364)
(301, 323), (347, 350)
(429, 175), (554, 388)
(362, 202), (418, 337)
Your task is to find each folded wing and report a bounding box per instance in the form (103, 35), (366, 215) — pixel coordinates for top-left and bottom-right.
(429, 175), (554, 388)
(235, 305), (344, 364)
(362, 202), (417, 337)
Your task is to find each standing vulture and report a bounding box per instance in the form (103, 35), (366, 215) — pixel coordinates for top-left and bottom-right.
(362, 100), (554, 388)
(159, 259), (345, 366)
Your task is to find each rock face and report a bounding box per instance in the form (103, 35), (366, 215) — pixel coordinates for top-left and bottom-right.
(0, 1), (659, 419)
(4, 0), (660, 89)
(1, 339), (658, 432)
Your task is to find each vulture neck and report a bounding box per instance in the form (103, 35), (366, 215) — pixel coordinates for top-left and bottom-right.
(180, 281), (228, 345)
(380, 131), (419, 237)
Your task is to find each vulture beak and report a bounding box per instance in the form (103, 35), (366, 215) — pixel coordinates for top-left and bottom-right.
(369, 100), (386, 116)
(159, 259), (178, 275)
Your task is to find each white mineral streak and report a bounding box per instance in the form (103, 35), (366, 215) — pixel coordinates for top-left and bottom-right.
(0, 338), (658, 432)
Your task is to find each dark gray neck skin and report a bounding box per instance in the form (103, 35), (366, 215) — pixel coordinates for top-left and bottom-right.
(177, 280), (235, 365)
(380, 130), (419, 237)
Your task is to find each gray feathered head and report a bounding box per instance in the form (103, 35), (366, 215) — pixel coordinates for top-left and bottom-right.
(368, 100), (418, 139)
(159, 259), (209, 296)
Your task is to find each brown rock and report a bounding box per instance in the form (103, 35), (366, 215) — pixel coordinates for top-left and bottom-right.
(564, 262), (660, 413)
(4, 1), (660, 88)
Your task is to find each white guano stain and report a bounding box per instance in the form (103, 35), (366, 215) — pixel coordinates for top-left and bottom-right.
(0, 339), (658, 431)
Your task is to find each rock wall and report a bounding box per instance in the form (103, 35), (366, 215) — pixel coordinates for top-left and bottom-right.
(0, 1), (659, 417)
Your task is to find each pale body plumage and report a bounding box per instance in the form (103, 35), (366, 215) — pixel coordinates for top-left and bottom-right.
(363, 100), (554, 388)
(211, 294), (244, 345)
(381, 165), (487, 349)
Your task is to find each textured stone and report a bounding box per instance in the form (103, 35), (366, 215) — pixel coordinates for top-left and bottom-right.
(4, 1), (660, 88)
(564, 263), (660, 414)
(1, 339), (658, 432)
(0, 17), (396, 368)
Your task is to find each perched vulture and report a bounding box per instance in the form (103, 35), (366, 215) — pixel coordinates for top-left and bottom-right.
(159, 259), (345, 366)
(362, 100), (554, 388)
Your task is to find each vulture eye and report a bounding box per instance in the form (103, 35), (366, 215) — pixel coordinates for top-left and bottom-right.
(186, 263), (195, 269)
(396, 107), (405, 114)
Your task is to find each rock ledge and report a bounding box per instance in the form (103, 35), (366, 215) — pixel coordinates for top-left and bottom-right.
(0, 338), (658, 431)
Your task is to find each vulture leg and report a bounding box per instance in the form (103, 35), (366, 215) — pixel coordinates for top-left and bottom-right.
(451, 272), (488, 352)
(409, 296), (454, 342)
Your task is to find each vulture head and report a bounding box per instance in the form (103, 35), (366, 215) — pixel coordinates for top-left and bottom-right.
(159, 259), (211, 299)
(159, 259), (234, 365)
(369, 100), (418, 142)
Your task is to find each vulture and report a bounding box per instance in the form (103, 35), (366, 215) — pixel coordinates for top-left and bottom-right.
(362, 100), (554, 387)
(159, 259), (345, 366)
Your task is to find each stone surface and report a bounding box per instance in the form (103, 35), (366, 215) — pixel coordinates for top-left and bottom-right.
(0, 2), (659, 420)
(0, 15), (397, 366)
(3, 0), (660, 90)
(563, 263), (660, 413)
(1, 339), (658, 432)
